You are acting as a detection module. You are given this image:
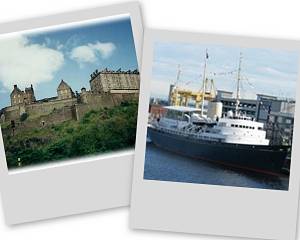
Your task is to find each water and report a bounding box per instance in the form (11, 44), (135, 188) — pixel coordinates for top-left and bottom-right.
(144, 143), (289, 190)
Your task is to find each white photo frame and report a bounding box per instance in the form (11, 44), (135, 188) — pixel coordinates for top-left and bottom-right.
(130, 29), (300, 240)
(0, 2), (143, 224)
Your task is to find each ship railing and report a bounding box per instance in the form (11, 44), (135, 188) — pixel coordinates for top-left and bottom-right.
(155, 126), (221, 142)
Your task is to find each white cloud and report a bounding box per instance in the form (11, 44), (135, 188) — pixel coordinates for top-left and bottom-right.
(70, 41), (116, 65)
(0, 36), (64, 90)
(70, 45), (97, 63)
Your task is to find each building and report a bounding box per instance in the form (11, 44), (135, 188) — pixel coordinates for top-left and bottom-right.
(90, 68), (139, 94)
(0, 68), (140, 128)
(10, 84), (36, 106)
(266, 111), (294, 145)
(256, 94), (295, 124)
(215, 90), (258, 119)
(57, 80), (75, 100)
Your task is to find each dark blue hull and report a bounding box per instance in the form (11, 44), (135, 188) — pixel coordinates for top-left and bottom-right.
(148, 127), (290, 175)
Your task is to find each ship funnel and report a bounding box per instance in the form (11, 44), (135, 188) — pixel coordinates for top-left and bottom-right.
(207, 101), (223, 120)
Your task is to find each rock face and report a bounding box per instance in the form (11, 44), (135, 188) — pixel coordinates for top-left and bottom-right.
(0, 68), (140, 126)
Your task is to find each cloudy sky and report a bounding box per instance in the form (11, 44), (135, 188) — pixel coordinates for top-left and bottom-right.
(0, 15), (138, 109)
(151, 42), (299, 100)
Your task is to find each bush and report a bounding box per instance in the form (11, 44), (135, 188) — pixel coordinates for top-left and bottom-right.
(4, 101), (139, 169)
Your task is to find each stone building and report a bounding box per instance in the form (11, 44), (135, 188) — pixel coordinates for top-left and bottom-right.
(0, 68), (140, 127)
(57, 80), (75, 100)
(10, 84), (36, 106)
(90, 68), (139, 94)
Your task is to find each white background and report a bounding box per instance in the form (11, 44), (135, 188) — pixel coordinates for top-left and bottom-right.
(0, 0), (300, 240)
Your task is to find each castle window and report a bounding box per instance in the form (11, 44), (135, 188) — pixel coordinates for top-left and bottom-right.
(14, 95), (16, 99)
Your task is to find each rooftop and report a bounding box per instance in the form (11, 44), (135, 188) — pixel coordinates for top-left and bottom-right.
(163, 105), (202, 112)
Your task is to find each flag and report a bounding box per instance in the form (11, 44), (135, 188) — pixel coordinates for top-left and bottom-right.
(206, 52), (209, 59)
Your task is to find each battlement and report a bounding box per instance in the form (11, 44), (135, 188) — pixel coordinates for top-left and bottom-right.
(89, 68), (140, 94)
(90, 68), (139, 80)
(1, 67), (140, 125)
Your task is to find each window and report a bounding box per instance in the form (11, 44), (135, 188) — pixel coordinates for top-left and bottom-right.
(277, 116), (283, 123)
(286, 119), (292, 124)
(258, 127), (263, 130)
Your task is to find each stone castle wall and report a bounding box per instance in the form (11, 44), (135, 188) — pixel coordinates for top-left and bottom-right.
(75, 91), (139, 120)
(27, 106), (75, 128)
(25, 98), (77, 118)
(90, 71), (140, 93)
(1, 98), (77, 123)
(0, 70), (140, 128)
(1, 106), (75, 136)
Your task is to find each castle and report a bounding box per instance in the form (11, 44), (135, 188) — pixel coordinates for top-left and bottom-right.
(0, 68), (139, 128)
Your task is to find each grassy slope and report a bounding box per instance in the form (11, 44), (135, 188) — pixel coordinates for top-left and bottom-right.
(2, 100), (138, 169)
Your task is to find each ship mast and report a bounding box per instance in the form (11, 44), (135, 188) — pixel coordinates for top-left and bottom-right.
(235, 52), (242, 116)
(201, 49), (208, 116)
(175, 64), (181, 87)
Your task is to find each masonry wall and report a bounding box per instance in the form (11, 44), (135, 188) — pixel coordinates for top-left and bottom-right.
(75, 92), (139, 120)
(90, 73), (140, 93)
(25, 98), (77, 117)
(2, 105), (24, 122)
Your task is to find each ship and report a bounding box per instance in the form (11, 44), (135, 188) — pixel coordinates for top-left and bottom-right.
(147, 52), (291, 176)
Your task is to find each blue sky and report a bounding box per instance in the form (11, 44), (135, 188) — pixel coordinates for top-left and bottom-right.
(151, 42), (299, 100)
(0, 15), (138, 109)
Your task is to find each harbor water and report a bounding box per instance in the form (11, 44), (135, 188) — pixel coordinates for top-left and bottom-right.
(144, 143), (289, 190)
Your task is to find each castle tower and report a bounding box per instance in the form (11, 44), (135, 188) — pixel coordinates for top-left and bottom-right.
(57, 80), (75, 100)
(24, 84), (36, 104)
(10, 84), (24, 106)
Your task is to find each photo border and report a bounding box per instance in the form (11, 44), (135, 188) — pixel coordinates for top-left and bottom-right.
(130, 29), (300, 240)
(0, 1), (143, 224)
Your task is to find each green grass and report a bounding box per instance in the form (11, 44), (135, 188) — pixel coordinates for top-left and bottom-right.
(2, 100), (138, 169)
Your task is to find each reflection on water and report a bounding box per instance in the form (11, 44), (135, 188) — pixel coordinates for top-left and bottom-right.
(144, 143), (289, 190)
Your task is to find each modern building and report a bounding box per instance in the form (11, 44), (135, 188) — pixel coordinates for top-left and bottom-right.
(265, 111), (294, 145)
(215, 90), (295, 145)
(215, 90), (258, 119)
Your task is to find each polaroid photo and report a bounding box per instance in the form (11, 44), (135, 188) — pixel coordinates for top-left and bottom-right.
(130, 29), (300, 240)
(0, 2), (143, 224)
